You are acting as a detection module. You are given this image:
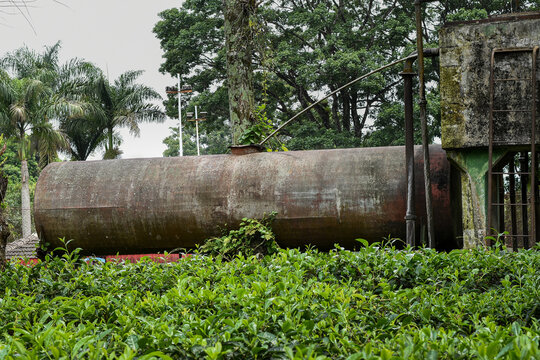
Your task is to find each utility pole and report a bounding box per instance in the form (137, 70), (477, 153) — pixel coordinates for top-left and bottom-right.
(415, 0), (435, 248)
(177, 74), (183, 157)
(166, 78), (193, 157)
(195, 106), (200, 156)
(187, 108), (207, 156)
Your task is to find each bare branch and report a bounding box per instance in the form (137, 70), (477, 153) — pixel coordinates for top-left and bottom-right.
(0, 1), (72, 34)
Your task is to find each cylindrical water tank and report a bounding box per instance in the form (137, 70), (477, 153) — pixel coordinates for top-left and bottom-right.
(34, 145), (455, 255)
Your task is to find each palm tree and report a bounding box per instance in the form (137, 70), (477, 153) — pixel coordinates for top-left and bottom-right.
(0, 73), (76, 238)
(81, 70), (165, 159)
(0, 43), (94, 237)
(60, 114), (107, 161)
(2, 42), (96, 101)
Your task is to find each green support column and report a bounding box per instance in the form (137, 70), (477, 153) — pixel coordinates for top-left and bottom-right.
(447, 149), (507, 248)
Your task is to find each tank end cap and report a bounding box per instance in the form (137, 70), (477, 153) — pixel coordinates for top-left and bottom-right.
(230, 144), (265, 155)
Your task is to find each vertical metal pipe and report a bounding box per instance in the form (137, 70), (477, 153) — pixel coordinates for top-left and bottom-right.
(415, 0), (435, 248)
(177, 74), (184, 157)
(195, 105), (200, 156)
(531, 46), (538, 247)
(535, 157), (539, 245)
(401, 61), (416, 247)
(509, 155), (518, 251)
(487, 50), (496, 246)
(497, 173), (505, 242)
(520, 152), (529, 249)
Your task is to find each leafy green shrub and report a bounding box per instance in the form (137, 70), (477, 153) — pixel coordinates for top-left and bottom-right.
(0, 243), (538, 359)
(198, 212), (279, 260)
(447, 8), (489, 22)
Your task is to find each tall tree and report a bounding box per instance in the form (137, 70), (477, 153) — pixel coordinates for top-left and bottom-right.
(0, 43), (87, 238)
(57, 62), (106, 161)
(223, 0), (257, 144)
(60, 113), (107, 161)
(155, 0), (421, 148)
(0, 73), (73, 238)
(81, 71), (165, 159)
(155, 0), (540, 152)
(0, 136), (9, 269)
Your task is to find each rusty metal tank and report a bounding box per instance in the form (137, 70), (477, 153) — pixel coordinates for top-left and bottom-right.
(34, 145), (456, 255)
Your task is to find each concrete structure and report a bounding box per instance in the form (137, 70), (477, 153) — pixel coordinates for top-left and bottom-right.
(440, 13), (540, 247)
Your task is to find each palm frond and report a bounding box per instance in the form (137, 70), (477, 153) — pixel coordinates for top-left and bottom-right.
(45, 97), (85, 119)
(0, 45), (38, 78)
(102, 146), (123, 160)
(9, 104), (27, 127)
(30, 121), (69, 168)
(0, 75), (16, 105)
(22, 78), (50, 106)
(42, 41), (62, 70)
(113, 114), (140, 137)
(115, 70), (145, 88)
(61, 114), (107, 160)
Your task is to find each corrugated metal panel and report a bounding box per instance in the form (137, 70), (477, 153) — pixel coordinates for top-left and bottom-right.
(6, 235), (39, 260)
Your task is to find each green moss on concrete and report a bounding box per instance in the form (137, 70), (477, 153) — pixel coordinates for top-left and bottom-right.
(441, 102), (466, 149)
(439, 16), (540, 149)
(440, 66), (467, 149)
(481, 24), (497, 37)
(440, 66), (461, 100)
(447, 148), (507, 248)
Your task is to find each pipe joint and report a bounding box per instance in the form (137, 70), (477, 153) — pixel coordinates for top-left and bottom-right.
(399, 69), (417, 76)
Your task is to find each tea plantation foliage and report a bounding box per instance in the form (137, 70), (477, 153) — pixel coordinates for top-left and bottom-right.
(0, 245), (539, 359)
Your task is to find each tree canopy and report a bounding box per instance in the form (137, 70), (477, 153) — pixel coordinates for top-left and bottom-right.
(155, 0), (540, 155)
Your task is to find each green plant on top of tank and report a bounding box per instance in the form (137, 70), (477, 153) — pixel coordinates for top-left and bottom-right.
(198, 212), (279, 260)
(237, 103), (273, 146)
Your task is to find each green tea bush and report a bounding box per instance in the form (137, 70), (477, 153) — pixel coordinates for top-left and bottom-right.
(0, 244), (539, 359)
(198, 213), (279, 260)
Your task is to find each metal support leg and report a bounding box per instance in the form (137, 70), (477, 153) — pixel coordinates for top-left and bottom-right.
(520, 152), (529, 249)
(509, 156), (518, 251)
(497, 173), (505, 245)
(401, 62), (416, 247)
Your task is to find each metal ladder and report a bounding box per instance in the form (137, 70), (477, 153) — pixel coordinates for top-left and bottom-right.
(487, 46), (539, 249)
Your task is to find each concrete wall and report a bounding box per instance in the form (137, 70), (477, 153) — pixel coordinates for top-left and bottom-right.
(439, 13), (540, 247)
(440, 13), (540, 149)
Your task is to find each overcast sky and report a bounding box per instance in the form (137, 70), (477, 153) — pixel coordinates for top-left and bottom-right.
(1, 0), (183, 159)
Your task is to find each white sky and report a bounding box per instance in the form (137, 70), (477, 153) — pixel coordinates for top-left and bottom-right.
(1, 0), (183, 159)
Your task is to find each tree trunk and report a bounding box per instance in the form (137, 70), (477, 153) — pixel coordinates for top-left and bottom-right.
(21, 159), (31, 239)
(350, 92), (362, 137)
(0, 170), (9, 269)
(108, 126), (114, 152)
(331, 92), (341, 131)
(223, 0), (257, 145)
(297, 86), (330, 127)
(103, 126), (117, 160)
(340, 89), (351, 132)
